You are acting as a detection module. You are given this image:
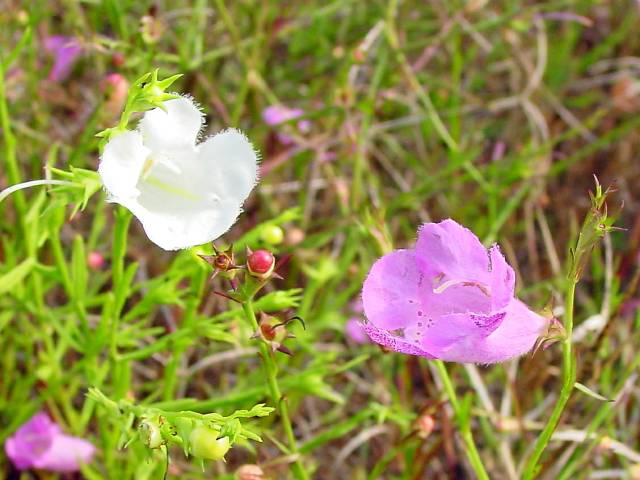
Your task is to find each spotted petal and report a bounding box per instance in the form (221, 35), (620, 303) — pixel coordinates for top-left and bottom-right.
(362, 250), (426, 331)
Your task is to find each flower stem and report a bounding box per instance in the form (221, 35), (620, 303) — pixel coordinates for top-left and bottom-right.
(241, 299), (308, 480)
(433, 360), (490, 480)
(521, 279), (577, 479)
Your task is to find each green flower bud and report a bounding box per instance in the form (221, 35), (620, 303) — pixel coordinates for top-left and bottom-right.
(189, 426), (231, 461)
(260, 225), (284, 245)
(139, 419), (164, 449)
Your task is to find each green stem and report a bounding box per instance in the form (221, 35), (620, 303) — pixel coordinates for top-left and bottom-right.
(521, 280), (577, 479)
(433, 360), (490, 480)
(241, 299), (308, 480)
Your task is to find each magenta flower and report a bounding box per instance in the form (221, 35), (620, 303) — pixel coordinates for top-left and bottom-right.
(361, 219), (548, 364)
(4, 412), (96, 472)
(43, 36), (83, 82)
(262, 105), (311, 144)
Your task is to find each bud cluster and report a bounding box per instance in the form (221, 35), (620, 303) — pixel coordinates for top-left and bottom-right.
(199, 238), (304, 356)
(88, 388), (273, 465)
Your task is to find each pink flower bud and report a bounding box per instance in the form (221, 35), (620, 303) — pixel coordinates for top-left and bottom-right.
(415, 414), (435, 439)
(87, 252), (104, 270)
(247, 249), (275, 279)
(236, 464), (265, 480)
(102, 73), (129, 118)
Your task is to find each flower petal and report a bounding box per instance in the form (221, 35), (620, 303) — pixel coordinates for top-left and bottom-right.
(362, 250), (426, 331)
(197, 129), (259, 203)
(362, 322), (433, 357)
(412, 311), (506, 363)
(489, 244), (515, 310)
(139, 97), (204, 152)
(415, 219), (491, 282)
(117, 194), (242, 251)
(44, 36), (82, 82)
(483, 299), (548, 362)
(4, 412), (58, 470)
(98, 130), (149, 199)
(421, 300), (546, 363)
(346, 318), (369, 344)
(33, 433), (96, 472)
(262, 105), (304, 126)
(110, 129), (257, 250)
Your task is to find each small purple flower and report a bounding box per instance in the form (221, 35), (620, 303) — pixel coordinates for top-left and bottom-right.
(4, 412), (96, 472)
(361, 219), (548, 364)
(43, 36), (83, 82)
(345, 300), (369, 344)
(262, 105), (311, 145)
(346, 317), (369, 344)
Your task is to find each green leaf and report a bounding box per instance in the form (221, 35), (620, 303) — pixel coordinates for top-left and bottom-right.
(0, 258), (36, 295)
(574, 382), (613, 402)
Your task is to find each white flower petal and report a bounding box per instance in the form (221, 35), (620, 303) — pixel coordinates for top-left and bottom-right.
(198, 129), (259, 203)
(139, 96), (203, 151)
(98, 130), (149, 199)
(111, 146), (250, 250)
(118, 195), (242, 251)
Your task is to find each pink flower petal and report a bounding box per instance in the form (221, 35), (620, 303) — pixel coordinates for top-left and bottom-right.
(262, 105), (304, 125)
(43, 36), (82, 82)
(4, 413), (58, 470)
(489, 244), (515, 310)
(33, 434), (96, 473)
(362, 250), (425, 331)
(362, 322), (433, 357)
(416, 219), (491, 282)
(346, 318), (369, 344)
(4, 412), (95, 473)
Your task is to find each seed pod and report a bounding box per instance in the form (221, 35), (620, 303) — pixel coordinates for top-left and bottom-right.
(189, 426), (230, 461)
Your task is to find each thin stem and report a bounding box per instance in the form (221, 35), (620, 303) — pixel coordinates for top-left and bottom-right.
(241, 299), (308, 480)
(0, 179), (75, 203)
(521, 280), (577, 479)
(433, 360), (490, 480)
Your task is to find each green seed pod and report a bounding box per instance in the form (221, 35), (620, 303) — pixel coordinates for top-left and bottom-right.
(189, 426), (231, 460)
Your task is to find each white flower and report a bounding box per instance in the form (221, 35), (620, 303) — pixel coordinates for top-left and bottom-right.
(98, 97), (258, 250)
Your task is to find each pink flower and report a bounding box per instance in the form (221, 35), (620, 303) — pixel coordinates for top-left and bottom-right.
(262, 105), (311, 145)
(87, 251), (105, 270)
(4, 412), (96, 472)
(43, 36), (83, 82)
(102, 73), (129, 118)
(346, 317), (369, 344)
(361, 219), (548, 363)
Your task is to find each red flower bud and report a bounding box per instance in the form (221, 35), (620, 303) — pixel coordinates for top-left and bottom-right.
(247, 249), (275, 279)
